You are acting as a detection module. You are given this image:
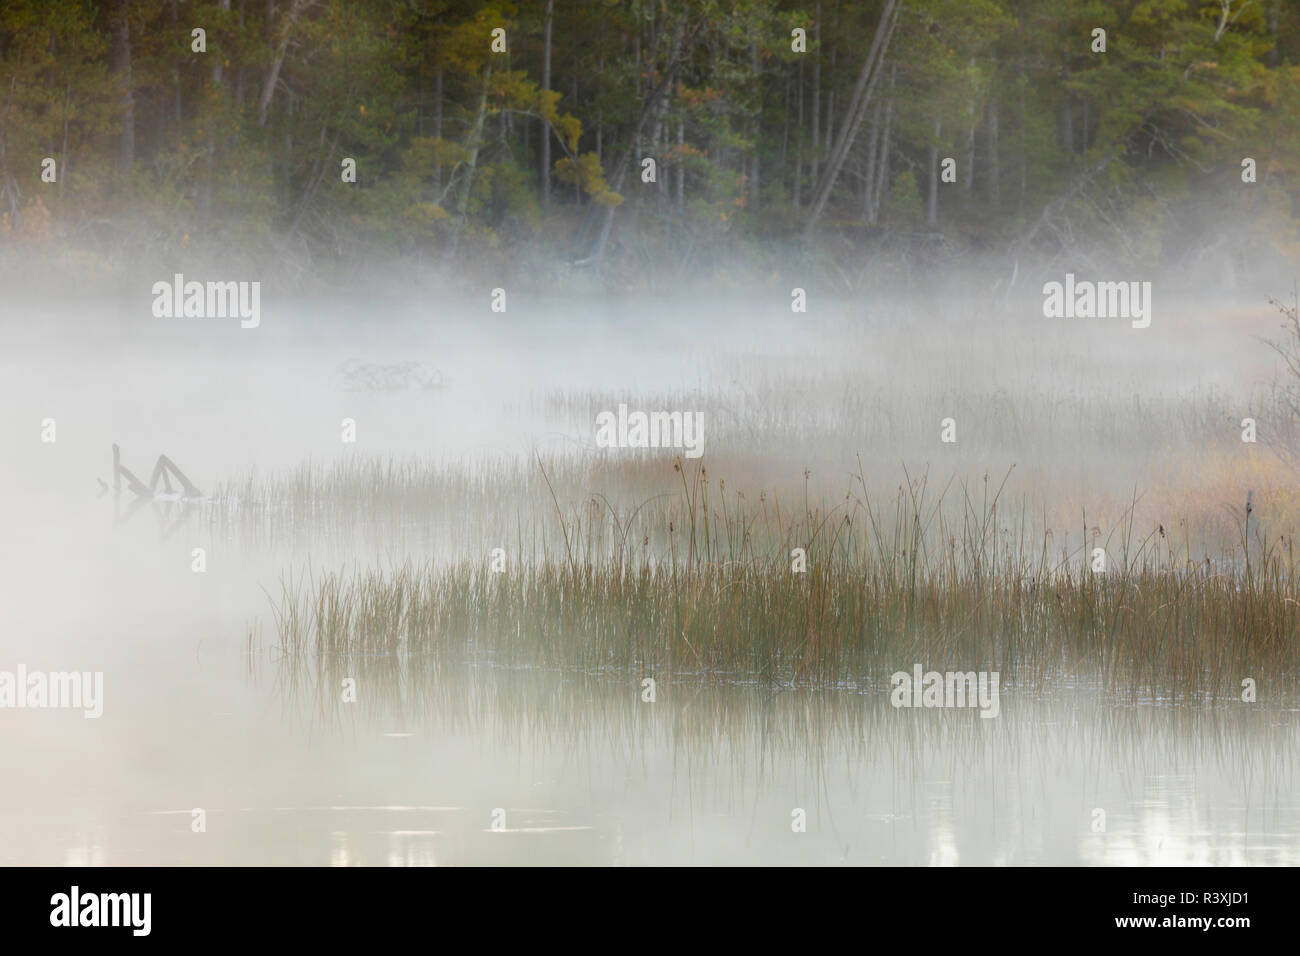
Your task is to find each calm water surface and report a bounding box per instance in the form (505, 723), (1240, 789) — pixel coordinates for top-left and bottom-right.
(2, 296), (1295, 865)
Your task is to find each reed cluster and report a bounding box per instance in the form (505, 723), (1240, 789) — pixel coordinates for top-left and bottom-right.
(264, 463), (1300, 698)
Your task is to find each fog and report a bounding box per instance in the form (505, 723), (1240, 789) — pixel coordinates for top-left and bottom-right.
(2, 269), (1298, 865)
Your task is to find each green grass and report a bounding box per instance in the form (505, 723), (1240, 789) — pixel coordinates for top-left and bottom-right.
(260, 460), (1300, 699)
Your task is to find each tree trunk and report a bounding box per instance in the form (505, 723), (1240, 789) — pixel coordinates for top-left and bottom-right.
(110, 0), (134, 173)
(825, 42), (835, 161)
(259, 0), (312, 128)
(447, 65), (492, 260)
(872, 64), (895, 222)
(749, 40), (760, 212)
(804, 0), (900, 235)
(987, 95), (999, 207)
(235, 0), (247, 108)
(676, 101), (685, 210)
(433, 68), (443, 195)
(964, 58), (975, 193)
(212, 0), (230, 85)
(572, 71), (581, 206)
(1269, 0), (1281, 66)
(781, 70), (789, 172)
(60, 83), (70, 200)
(589, 16), (697, 263)
(541, 0), (553, 206)
(1018, 28), (1027, 212)
(794, 58), (804, 208)
(927, 119), (939, 226)
(862, 97), (880, 222)
(1059, 53), (1073, 153)
(597, 40), (606, 163)
(169, 0), (182, 138)
(659, 124), (669, 208)
(203, 0), (231, 228)
(811, 2), (820, 184)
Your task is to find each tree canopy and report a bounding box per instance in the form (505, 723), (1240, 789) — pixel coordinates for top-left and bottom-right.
(1, 0), (1297, 289)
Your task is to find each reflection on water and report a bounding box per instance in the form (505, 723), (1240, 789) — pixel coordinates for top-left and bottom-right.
(1, 640), (1296, 866)
(2, 296), (1297, 866)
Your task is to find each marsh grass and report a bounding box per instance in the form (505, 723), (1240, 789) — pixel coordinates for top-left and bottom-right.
(261, 460), (1300, 699)
(210, 353), (1297, 561)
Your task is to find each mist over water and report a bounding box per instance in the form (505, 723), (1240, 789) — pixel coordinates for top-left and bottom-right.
(5, 0), (1300, 889)
(2, 285), (1297, 866)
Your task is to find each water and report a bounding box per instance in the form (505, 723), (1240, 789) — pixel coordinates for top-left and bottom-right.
(2, 293), (1296, 865)
(4, 637), (1297, 865)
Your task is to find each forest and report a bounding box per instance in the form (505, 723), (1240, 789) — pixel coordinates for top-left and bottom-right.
(1, 0), (1298, 291)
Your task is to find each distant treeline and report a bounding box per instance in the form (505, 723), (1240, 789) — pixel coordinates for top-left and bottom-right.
(2, 0), (1299, 289)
